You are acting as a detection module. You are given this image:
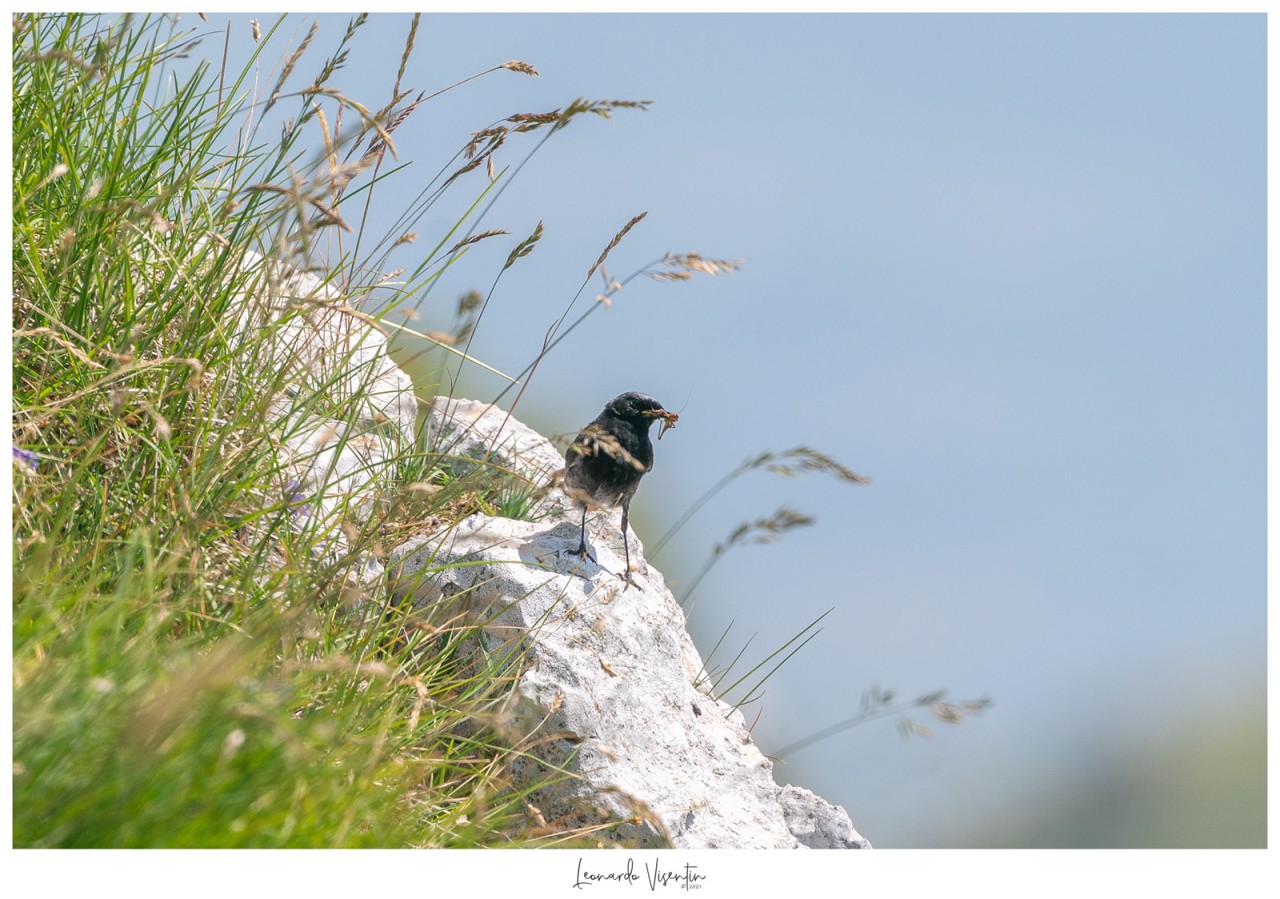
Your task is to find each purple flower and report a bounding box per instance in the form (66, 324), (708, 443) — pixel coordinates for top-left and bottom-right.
(284, 478), (312, 521)
(12, 447), (39, 470)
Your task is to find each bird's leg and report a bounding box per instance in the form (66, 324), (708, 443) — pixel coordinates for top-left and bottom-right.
(620, 499), (636, 589)
(575, 505), (593, 561)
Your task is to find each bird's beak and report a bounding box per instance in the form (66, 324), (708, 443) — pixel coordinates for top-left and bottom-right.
(646, 409), (679, 439)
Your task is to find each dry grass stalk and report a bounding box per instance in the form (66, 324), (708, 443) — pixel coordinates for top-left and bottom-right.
(747, 446), (870, 484)
(648, 252), (744, 282)
(451, 99), (649, 187)
(565, 427), (647, 473)
(508, 111), (560, 130)
(500, 60), (539, 76)
(551, 98), (652, 133)
(716, 507), (815, 557)
(265, 20), (318, 113)
(354, 90), (422, 174)
(447, 229), (511, 257)
(587, 211), (647, 281)
(245, 182), (352, 233)
(503, 221), (544, 271)
(394, 13), (420, 96)
(309, 14), (368, 91)
(647, 270), (693, 283)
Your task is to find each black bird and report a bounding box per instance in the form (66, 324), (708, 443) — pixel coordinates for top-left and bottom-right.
(563, 392), (679, 588)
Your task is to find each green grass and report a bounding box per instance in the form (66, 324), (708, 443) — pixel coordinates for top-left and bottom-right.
(9, 11), (619, 849)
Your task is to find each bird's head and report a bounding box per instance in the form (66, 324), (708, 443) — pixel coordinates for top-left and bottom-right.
(606, 392), (680, 439)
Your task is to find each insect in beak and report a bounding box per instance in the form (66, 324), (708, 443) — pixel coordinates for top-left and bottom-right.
(656, 410), (679, 440)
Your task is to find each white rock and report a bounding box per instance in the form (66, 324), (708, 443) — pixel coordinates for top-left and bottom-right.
(778, 784), (873, 849)
(228, 255), (872, 847)
(425, 395), (571, 514)
(390, 398), (872, 849)
(230, 249), (418, 584)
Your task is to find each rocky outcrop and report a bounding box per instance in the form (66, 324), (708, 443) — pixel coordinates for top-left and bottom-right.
(250, 258), (870, 847)
(389, 397), (871, 849)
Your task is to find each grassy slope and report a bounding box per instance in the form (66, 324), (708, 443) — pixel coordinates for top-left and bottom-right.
(10, 12), (593, 849)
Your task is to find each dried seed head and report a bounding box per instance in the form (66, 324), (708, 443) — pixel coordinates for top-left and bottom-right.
(501, 59), (539, 77)
(587, 211), (647, 281)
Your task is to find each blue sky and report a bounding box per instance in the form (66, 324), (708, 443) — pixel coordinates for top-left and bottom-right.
(180, 12), (1266, 847)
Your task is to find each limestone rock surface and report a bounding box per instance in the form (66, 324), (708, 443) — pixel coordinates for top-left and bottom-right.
(390, 397), (872, 849)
